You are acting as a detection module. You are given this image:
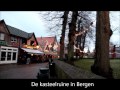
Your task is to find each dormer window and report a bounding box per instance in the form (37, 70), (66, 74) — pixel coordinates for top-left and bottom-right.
(30, 41), (34, 46)
(0, 33), (5, 40)
(11, 37), (17, 42)
(22, 39), (27, 44)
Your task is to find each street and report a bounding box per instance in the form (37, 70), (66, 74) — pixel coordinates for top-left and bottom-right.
(0, 62), (49, 79)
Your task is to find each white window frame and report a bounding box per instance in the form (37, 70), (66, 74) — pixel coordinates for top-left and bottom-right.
(0, 46), (18, 64)
(11, 37), (17, 42)
(0, 33), (5, 40)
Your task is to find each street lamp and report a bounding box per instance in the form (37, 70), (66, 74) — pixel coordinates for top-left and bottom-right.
(36, 45), (39, 49)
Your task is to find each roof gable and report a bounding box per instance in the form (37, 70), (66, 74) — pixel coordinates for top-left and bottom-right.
(0, 20), (10, 34)
(28, 32), (38, 45)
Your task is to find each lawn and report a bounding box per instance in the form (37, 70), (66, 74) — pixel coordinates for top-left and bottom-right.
(74, 59), (120, 79)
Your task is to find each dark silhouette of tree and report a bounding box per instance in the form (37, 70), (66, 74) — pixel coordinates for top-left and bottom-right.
(60, 11), (69, 60)
(68, 11), (78, 61)
(91, 11), (113, 79)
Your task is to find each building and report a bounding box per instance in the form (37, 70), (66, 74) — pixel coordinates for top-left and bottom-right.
(36, 36), (60, 58)
(0, 20), (43, 64)
(109, 44), (120, 58)
(90, 44), (120, 59)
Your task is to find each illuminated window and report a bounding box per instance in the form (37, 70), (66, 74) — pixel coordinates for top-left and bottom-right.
(30, 41), (34, 46)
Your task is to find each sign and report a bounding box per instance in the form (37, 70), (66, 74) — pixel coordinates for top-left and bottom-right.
(23, 44), (38, 49)
(0, 41), (7, 46)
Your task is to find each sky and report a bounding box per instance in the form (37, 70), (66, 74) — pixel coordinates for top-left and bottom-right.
(0, 11), (120, 52)
(0, 11), (50, 37)
(87, 11), (120, 52)
(110, 11), (120, 46)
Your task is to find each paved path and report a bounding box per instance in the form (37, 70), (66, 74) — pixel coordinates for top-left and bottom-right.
(0, 63), (49, 79)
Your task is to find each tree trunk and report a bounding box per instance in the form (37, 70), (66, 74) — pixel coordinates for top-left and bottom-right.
(76, 19), (82, 59)
(81, 32), (87, 58)
(91, 11), (113, 79)
(68, 11), (78, 61)
(60, 11), (69, 60)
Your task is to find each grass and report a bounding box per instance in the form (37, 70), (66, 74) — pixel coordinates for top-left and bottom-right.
(74, 59), (120, 79)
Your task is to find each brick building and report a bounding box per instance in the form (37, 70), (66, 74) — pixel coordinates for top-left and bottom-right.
(0, 20), (43, 64)
(37, 36), (60, 58)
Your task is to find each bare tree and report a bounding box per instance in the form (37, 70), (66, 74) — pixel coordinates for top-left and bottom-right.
(74, 11), (94, 58)
(60, 11), (69, 60)
(67, 11), (78, 62)
(39, 11), (63, 36)
(39, 11), (95, 61)
(91, 11), (113, 79)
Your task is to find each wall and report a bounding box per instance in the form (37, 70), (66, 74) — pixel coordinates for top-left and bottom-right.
(0, 24), (11, 46)
(54, 60), (105, 79)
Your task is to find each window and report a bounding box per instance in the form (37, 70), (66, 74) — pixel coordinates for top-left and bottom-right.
(12, 52), (16, 60)
(30, 41), (34, 46)
(1, 48), (6, 50)
(0, 47), (18, 63)
(13, 49), (17, 51)
(1, 51), (6, 61)
(22, 39), (27, 44)
(8, 49), (12, 51)
(7, 52), (11, 61)
(11, 37), (17, 42)
(0, 33), (5, 40)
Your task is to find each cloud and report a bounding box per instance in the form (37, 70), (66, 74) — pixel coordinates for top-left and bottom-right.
(1, 11), (49, 37)
(1, 11), (120, 47)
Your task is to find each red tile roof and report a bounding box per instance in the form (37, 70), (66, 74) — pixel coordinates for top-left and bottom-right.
(37, 36), (56, 50)
(37, 36), (56, 45)
(37, 36), (60, 56)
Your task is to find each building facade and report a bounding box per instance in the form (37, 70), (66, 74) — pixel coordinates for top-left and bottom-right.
(109, 44), (120, 58)
(37, 36), (60, 58)
(0, 20), (41, 64)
